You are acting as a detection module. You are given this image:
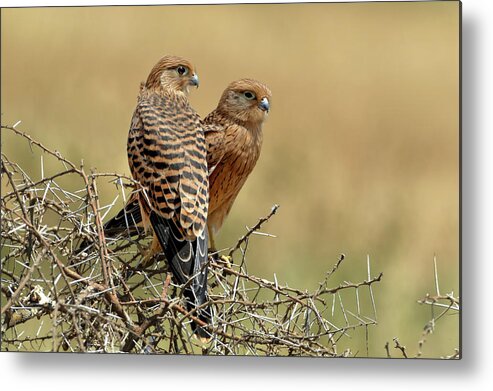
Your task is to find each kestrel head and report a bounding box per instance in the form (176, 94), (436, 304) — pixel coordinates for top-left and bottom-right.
(145, 55), (199, 95)
(218, 79), (272, 125)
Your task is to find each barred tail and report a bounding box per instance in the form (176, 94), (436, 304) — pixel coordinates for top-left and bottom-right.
(149, 212), (211, 338)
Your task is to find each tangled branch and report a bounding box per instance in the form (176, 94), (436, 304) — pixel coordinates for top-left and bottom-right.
(1, 124), (383, 356)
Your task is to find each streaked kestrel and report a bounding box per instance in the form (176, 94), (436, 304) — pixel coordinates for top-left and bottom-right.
(127, 55), (211, 338)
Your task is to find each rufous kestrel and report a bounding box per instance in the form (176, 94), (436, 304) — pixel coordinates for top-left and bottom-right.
(203, 79), (271, 251)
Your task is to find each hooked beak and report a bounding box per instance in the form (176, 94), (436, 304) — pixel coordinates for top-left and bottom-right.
(259, 97), (270, 112)
(189, 73), (200, 88)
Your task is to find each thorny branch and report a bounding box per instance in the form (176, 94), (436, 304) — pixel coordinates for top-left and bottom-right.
(384, 256), (460, 359)
(228, 204), (279, 257)
(1, 125), (383, 356)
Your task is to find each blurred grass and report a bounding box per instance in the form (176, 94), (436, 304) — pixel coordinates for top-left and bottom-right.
(1, 2), (459, 357)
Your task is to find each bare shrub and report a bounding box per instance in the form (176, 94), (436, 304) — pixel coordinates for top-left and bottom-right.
(1, 125), (382, 356)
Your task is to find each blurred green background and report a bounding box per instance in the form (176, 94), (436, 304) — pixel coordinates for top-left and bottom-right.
(1, 2), (459, 357)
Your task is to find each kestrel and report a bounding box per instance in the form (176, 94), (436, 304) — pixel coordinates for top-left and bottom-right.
(100, 79), (271, 257)
(127, 55), (211, 338)
(204, 79), (271, 251)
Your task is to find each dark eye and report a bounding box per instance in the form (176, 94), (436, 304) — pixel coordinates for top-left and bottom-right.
(177, 66), (188, 76)
(244, 91), (256, 100)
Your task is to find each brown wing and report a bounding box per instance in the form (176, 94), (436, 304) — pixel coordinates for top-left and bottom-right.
(204, 123), (226, 174)
(127, 90), (208, 239)
(102, 121), (223, 242)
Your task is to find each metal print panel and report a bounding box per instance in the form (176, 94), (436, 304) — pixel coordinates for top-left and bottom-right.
(1, 1), (460, 358)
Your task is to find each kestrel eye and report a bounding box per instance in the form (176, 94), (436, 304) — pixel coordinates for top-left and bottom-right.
(244, 91), (256, 100)
(177, 66), (188, 76)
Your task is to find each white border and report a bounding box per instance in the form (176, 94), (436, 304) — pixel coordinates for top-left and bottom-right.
(2, 0), (492, 389)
